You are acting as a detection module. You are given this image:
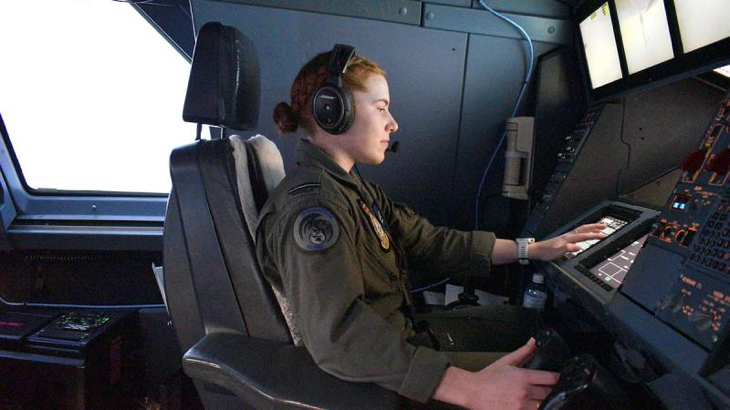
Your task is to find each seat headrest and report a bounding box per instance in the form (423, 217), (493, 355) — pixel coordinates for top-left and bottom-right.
(182, 22), (260, 130)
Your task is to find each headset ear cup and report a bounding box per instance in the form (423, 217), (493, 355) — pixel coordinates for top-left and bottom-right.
(312, 44), (357, 135)
(339, 87), (355, 134)
(312, 85), (354, 135)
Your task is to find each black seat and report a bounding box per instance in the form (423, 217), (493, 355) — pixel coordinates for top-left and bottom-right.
(163, 22), (401, 409)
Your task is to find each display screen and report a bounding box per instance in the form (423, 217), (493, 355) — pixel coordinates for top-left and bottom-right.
(715, 64), (730, 78)
(589, 234), (649, 289)
(616, 0), (674, 74)
(580, 2), (623, 89)
(568, 215), (630, 257)
(674, 0), (730, 53)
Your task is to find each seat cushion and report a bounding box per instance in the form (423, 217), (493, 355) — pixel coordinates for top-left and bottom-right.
(246, 134), (286, 193)
(230, 134), (303, 346)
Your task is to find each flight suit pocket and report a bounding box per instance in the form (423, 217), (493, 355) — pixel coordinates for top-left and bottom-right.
(356, 228), (400, 295)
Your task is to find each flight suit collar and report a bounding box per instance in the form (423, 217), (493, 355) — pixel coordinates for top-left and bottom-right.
(296, 139), (363, 190)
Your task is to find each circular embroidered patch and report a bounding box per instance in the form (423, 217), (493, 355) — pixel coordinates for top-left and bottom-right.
(293, 207), (340, 251)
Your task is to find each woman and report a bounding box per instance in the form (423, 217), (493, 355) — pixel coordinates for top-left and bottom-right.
(256, 47), (606, 409)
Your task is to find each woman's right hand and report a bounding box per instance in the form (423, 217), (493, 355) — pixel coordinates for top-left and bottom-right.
(433, 338), (560, 409)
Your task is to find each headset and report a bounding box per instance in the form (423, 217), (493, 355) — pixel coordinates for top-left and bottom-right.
(311, 44), (356, 135)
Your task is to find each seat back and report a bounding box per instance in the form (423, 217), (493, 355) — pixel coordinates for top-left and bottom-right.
(163, 21), (290, 408)
(170, 137), (291, 342)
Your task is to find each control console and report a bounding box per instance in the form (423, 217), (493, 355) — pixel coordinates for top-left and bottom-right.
(524, 107), (605, 238)
(543, 201), (660, 308)
(621, 92), (730, 357)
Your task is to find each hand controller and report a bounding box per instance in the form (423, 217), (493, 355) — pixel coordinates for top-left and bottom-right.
(521, 328), (572, 372)
(540, 354), (629, 410)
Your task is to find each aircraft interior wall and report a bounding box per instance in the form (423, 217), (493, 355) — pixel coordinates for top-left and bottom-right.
(189, 0), (571, 229)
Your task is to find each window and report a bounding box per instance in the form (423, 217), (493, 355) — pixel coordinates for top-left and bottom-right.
(0, 0), (195, 194)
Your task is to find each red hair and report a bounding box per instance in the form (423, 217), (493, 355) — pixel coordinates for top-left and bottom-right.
(273, 51), (386, 135)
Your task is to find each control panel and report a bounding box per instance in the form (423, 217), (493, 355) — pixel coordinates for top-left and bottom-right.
(523, 106), (604, 237)
(656, 273), (729, 349)
(644, 94), (730, 351)
(543, 201), (660, 306)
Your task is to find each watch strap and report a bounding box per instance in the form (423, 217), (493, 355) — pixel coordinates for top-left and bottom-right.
(517, 238), (535, 265)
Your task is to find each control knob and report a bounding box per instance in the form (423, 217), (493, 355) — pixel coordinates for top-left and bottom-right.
(690, 312), (713, 332)
(659, 292), (684, 313)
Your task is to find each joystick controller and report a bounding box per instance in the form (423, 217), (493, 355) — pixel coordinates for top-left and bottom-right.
(522, 328), (572, 372)
(540, 354), (629, 410)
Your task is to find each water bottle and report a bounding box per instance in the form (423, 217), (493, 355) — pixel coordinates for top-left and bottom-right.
(523, 273), (548, 310)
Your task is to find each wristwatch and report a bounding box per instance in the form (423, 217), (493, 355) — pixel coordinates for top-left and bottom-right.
(516, 237), (535, 265)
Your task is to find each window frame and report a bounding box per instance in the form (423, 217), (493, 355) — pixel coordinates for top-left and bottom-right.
(0, 1), (196, 250)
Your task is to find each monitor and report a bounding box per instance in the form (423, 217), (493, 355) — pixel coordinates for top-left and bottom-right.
(674, 0), (730, 53)
(580, 2), (623, 89)
(588, 233), (649, 289)
(715, 64), (730, 78)
(615, 0), (674, 74)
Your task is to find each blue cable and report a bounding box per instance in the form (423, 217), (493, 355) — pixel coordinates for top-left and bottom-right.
(474, 0), (535, 230)
(414, 2), (535, 294)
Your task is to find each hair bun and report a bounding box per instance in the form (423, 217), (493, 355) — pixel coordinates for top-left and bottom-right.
(273, 102), (299, 134)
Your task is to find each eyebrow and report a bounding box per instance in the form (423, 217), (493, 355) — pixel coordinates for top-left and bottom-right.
(372, 98), (389, 106)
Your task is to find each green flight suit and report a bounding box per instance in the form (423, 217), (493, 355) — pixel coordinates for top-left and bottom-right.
(256, 139), (497, 403)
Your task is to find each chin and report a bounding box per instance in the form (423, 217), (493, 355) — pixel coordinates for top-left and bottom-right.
(373, 153), (386, 164)
(361, 155), (385, 165)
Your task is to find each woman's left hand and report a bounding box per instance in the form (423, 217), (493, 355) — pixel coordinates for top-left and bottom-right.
(530, 223), (608, 261)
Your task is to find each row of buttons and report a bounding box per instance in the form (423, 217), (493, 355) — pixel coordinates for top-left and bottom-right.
(576, 266), (613, 292)
(697, 238), (730, 248)
(712, 212), (729, 220)
(700, 229), (727, 240)
(706, 220), (729, 230)
(689, 254), (730, 274)
(693, 246), (730, 259)
(691, 200), (730, 275)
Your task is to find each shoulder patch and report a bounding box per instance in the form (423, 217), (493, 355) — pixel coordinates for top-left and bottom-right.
(288, 183), (321, 197)
(293, 207), (340, 251)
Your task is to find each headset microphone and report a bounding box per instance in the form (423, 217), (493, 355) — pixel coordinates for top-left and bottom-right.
(386, 141), (400, 153)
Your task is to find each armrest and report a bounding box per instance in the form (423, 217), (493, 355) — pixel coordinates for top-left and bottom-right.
(183, 332), (402, 409)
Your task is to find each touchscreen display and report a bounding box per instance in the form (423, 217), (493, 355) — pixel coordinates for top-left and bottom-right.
(567, 215), (629, 257)
(615, 0), (674, 74)
(579, 2), (623, 88)
(589, 234), (649, 289)
(674, 0), (730, 53)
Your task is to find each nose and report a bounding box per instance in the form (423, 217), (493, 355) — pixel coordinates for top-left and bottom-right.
(387, 112), (398, 133)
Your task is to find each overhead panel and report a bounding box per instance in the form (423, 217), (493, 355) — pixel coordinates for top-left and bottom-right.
(423, 4), (574, 45)
(431, 0), (471, 6)
(470, 0), (573, 19)
(217, 0), (422, 25)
